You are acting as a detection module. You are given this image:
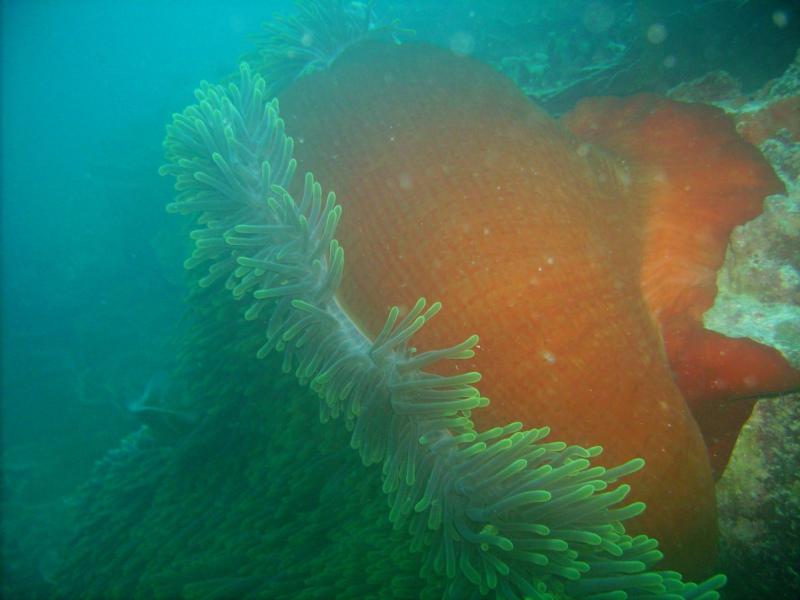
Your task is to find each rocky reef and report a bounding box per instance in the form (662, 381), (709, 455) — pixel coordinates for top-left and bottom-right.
(672, 49), (800, 600)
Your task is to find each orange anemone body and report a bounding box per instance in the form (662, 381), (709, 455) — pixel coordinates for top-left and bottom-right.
(279, 41), (798, 577)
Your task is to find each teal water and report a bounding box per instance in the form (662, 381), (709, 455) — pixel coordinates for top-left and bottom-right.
(2, 0), (284, 593)
(2, 0), (283, 477)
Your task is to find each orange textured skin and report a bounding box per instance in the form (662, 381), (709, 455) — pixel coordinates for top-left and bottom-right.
(277, 41), (793, 578)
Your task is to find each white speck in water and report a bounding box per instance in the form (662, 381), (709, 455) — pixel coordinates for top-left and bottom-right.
(647, 23), (667, 44)
(541, 350), (557, 365)
(773, 11), (788, 28)
(449, 31), (475, 56)
(301, 30), (314, 47)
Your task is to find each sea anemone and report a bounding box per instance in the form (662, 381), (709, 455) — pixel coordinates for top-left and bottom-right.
(244, 0), (409, 96)
(159, 61), (727, 599)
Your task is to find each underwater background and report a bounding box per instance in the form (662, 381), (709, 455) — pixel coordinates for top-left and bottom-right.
(2, 1), (798, 599)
